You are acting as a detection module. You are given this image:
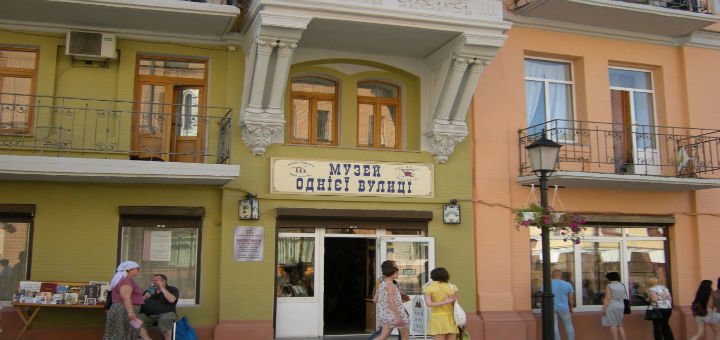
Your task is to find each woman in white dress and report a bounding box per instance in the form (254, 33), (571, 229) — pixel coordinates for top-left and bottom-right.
(601, 272), (626, 340)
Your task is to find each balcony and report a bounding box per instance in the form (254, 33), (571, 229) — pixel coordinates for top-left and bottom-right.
(0, 0), (241, 41)
(0, 93), (239, 185)
(517, 120), (720, 191)
(509, 0), (720, 37)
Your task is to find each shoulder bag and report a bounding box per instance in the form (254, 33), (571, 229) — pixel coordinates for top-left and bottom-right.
(644, 304), (663, 321)
(620, 283), (631, 314)
(450, 284), (466, 328)
(692, 302), (708, 316)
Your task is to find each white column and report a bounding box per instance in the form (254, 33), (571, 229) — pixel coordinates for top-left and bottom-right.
(451, 60), (485, 125)
(433, 56), (469, 124)
(266, 41), (298, 115)
(246, 38), (277, 115)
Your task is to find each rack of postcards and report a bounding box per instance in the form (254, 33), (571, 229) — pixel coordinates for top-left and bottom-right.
(14, 280), (109, 305)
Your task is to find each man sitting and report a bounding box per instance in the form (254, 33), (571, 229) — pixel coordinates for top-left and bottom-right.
(139, 274), (179, 340)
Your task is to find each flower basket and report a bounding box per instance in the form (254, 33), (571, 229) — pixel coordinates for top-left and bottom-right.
(514, 203), (586, 244)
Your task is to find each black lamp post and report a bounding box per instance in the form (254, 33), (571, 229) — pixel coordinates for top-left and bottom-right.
(526, 134), (562, 340)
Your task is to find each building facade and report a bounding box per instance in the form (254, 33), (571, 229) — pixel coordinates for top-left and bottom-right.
(471, 1), (720, 339)
(0, 0), (509, 339)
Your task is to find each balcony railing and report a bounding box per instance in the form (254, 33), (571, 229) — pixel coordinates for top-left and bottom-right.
(181, 0), (238, 5)
(0, 93), (232, 164)
(519, 119), (720, 178)
(619, 0), (712, 13)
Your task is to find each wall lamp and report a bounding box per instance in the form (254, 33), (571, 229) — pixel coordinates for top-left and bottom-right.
(443, 199), (461, 224)
(238, 193), (259, 220)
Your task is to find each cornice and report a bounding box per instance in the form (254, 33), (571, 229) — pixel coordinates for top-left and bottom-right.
(684, 29), (720, 50)
(505, 11), (680, 46)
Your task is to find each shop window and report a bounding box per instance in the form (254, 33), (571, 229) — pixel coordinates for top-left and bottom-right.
(276, 236), (315, 297)
(0, 204), (34, 301)
(530, 225), (669, 310)
(119, 207), (202, 304)
(0, 48), (38, 135)
(357, 81), (401, 149)
(524, 58), (575, 141)
(290, 76), (337, 145)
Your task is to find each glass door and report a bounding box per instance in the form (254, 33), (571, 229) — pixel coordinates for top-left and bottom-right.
(132, 83), (173, 161)
(171, 86), (205, 163)
(275, 232), (320, 338)
(379, 236), (435, 337)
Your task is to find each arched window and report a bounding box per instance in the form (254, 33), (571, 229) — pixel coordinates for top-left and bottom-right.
(357, 81), (401, 149)
(290, 76), (337, 145)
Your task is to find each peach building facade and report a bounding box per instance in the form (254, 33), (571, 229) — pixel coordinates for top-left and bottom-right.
(469, 10), (720, 339)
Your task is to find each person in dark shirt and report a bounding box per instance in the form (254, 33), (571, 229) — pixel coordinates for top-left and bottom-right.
(138, 274), (179, 340)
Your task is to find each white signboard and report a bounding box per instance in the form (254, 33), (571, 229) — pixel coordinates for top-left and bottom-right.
(149, 231), (172, 261)
(271, 158), (434, 197)
(233, 226), (264, 262)
(411, 295), (428, 337)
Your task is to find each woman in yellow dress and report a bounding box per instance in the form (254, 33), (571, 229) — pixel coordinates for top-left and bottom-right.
(423, 267), (459, 340)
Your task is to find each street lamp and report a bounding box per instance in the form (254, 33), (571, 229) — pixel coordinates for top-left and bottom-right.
(526, 133), (562, 340)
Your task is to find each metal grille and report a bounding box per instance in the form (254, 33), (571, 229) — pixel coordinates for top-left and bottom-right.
(68, 32), (103, 56)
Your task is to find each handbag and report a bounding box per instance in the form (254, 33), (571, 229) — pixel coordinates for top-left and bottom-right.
(620, 283), (631, 314)
(174, 316), (198, 340)
(450, 284), (466, 328)
(644, 306), (663, 321)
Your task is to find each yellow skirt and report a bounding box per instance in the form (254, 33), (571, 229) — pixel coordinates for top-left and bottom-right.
(428, 311), (458, 335)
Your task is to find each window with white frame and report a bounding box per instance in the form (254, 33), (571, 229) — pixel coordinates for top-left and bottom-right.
(524, 58), (575, 140)
(530, 225), (669, 310)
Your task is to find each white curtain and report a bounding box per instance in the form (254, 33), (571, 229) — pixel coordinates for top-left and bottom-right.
(524, 59), (572, 136)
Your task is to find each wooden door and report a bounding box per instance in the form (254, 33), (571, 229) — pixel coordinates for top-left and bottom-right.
(610, 89), (632, 173)
(171, 86), (205, 163)
(132, 83), (173, 161)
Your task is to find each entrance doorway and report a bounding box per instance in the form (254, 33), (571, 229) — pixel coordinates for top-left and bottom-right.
(323, 238), (375, 335)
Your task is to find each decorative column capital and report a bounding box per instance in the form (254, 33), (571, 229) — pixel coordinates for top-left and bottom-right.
(241, 120), (284, 156)
(425, 129), (468, 163)
(276, 41), (298, 57)
(256, 38), (278, 56)
(451, 55), (470, 72)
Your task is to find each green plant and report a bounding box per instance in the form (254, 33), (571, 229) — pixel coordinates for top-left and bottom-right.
(514, 203), (586, 244)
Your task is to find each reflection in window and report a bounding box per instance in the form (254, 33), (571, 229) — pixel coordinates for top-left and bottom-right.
(0, 221), (30, 301)
(138, 58), (206, 79)
(290, 77), (337, 145)
(357, 81), (401, 149)
(277, 237), (315, 297)
(529, 225), (668, 309)
(385, 241), (428, 295)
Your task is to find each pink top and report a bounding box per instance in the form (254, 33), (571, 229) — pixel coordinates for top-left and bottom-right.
(111, 277), (144, 306)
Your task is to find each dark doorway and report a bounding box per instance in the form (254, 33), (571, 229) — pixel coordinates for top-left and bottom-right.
(324, 238), (373, 335)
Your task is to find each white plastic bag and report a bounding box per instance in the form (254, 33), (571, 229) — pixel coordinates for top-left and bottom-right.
(454, 300), (467, 327)
(451, 284), (466, 327)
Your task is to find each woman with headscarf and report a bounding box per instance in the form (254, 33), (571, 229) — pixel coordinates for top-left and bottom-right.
(102, 261), (150, 340)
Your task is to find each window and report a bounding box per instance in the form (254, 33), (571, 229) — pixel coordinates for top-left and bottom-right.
(530, 225), (669, 310)
(119, 207), (202, 304)
(290, 76), (337, 145)
(524, 58), (574, 140)
(0, 204), (34, 301)
(357, 81), (401, 149)
(0, 48), (38, 135)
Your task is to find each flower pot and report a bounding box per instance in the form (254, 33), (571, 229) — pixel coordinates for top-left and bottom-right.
(551, 213), (565, 223)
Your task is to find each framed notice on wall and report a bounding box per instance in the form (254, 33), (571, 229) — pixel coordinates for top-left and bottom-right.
(233, 226), (264, 262)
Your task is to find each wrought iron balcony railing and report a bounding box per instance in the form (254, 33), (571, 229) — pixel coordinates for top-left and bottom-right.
(622, 0), (712, 13)
(519, 119), (720, 178)
(0, 93), (232, 164)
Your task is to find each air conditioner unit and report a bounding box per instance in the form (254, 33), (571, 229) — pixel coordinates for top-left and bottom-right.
(65, 31), (117, 60)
